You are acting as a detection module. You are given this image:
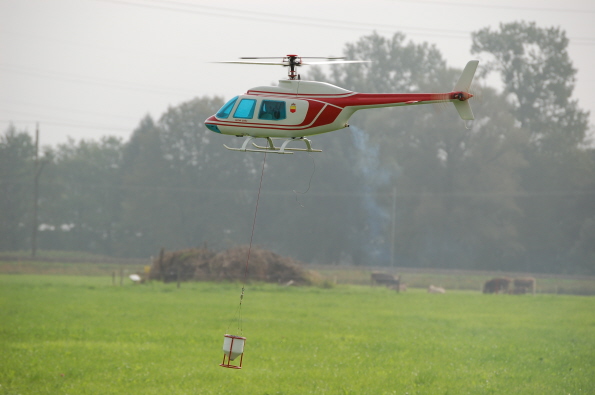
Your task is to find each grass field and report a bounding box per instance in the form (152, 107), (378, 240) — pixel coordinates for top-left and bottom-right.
(310, 265), (595, 296)
(1, 274), (594, 394)
(3, 255), (595, 296)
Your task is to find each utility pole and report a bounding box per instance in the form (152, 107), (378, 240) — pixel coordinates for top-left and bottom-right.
(390, 185), (397, 268)
(31, 123), (41, 258)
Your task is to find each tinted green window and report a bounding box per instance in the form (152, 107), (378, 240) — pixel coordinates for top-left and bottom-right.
(233, 99), (256, 119)
(216, 96), (238, 119)
(258, 100), (286, 120)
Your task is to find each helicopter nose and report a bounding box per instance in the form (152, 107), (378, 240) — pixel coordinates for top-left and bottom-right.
(205, 123), (221, 133)
(205, 116), (221, 133)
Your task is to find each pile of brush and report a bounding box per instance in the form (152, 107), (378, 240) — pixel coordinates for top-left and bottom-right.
(149, 246), (316, 285)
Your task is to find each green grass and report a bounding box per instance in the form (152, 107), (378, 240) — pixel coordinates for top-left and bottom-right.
(1, 275), (594, 394)
(0, 250), (147, 278)
(0, 250), (146, 262)
(311, 265), (595, 295)
(0, 260), (147, 278)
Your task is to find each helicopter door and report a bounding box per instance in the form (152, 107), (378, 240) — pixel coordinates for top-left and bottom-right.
(257, 99), (308, 125)
(258, 100), (286, 121)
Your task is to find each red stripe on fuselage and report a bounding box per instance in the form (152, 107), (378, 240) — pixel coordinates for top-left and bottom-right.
(206, 103), (342, 132)
(319, 93), (446, 108)
(206, 92), (448, 133)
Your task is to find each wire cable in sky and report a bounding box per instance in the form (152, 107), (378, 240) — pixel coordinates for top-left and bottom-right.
(392, 0), (595, 14)
(0, 98), (139, 123)
(87, 0), (478, 40)
(0, 118), (132, 133)
(0, 63), (198, 97)
(92, 0), (595, 45)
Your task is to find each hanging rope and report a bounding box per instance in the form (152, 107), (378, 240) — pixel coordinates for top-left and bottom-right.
(293, 153), (316, 208)
(227, 152), (267, 335)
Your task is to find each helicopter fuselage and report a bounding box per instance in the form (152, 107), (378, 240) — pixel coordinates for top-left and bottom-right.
(205, 79), (471, 139)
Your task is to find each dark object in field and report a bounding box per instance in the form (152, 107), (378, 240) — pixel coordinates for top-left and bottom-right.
(512, 277), (536, 294)
(150, 247), (215, 283)
(371, 272), (401, 292)
(483, 277), (537, 294)
(149, 246), (313, 285)
(483, 277), (512, 294)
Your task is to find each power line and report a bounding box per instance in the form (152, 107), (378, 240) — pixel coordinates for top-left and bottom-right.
(392, 0), (595, 14)
(0, 118), (132, 133)
(0, 98), (139, 123)
(93, 0), (595, 45)
(0, 63), (197, 97)
(5, 177), (595, 197)
(0, 28), (195, 62)
(90, 0), (477, 39)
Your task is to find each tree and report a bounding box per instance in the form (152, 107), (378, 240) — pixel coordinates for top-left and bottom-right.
(118, 98), (259, 257)
(118, 115), (175, 256)
(152, 96), (367, 264)
(309, 31), (530, 269)
(41, 136), (124, 254)
(472, 21), (594, 274)
(0, 125), (35, 251)
(471, 21), (589, 147)
(322, 31), (447, 94)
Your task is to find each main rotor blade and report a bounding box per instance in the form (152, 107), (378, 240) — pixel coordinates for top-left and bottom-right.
(215, 61), (288, 66)
(300, 60), (370, 65)
(215, 60), (370, 66)
(239, 56), (346, 60)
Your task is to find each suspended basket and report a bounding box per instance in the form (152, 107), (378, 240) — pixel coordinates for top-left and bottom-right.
(220, 334), (246, 369)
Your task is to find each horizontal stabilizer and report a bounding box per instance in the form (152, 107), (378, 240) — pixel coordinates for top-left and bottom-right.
(453, 100), (474, 120)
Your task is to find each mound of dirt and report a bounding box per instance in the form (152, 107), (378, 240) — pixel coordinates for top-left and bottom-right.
(149, 246), (315, 285)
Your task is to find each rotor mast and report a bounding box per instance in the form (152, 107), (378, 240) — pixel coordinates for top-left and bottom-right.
(285, 54), (301, 80)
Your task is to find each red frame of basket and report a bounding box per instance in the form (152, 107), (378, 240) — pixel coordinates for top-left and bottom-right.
(220, 334), (246, 369)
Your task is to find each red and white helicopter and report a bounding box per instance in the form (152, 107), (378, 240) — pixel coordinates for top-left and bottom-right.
(205, 55), (478, 154)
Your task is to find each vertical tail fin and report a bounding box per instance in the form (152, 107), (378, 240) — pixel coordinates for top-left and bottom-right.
(453, 60), (479, 121)
(454, 60), (479, 92)
(453, 101), (474, 120)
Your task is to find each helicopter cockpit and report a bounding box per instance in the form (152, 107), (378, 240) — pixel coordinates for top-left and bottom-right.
(216, 96), (238, 119)
(214, 96), (287, 121)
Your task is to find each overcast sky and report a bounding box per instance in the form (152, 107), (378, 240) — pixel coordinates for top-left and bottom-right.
(1, 0), (593, 147)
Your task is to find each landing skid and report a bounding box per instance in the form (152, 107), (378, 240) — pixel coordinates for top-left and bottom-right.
(224, 137), (322, 154)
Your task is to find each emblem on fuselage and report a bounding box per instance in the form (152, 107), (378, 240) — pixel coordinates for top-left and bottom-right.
(290, 103), (296, 113)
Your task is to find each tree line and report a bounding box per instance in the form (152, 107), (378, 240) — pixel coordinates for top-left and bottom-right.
(1, 22), (593, 274)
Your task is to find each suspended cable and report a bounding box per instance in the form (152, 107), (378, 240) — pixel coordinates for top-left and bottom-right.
(293, 153), (316, 208)
(220, 152), (267, 370)
(227, 152), (267, 336)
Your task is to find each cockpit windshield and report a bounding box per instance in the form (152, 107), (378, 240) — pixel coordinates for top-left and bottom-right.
(233, 99), (257, 119)
(216, 96), (238, 119)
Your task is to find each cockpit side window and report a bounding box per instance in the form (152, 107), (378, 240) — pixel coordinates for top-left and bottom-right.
(258, 100), (287, 120)
(216, 96), (238, 119)
(233, 99), (257, 119)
